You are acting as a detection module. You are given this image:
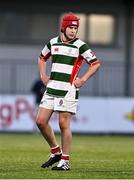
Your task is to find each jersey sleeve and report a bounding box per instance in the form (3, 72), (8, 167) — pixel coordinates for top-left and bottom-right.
(79, 43), (100, 66)
(39, 41), (51, 62)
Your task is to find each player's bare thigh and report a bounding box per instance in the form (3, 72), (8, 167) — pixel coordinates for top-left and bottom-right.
(36, 107), (54, 125)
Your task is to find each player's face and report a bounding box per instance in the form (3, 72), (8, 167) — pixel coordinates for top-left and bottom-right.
(65, 26), (78, 40)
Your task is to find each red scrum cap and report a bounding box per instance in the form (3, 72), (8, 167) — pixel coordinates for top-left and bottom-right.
(61, 13), (80, 32)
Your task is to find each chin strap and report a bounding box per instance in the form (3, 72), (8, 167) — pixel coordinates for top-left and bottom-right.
(64, 32), (71, 41)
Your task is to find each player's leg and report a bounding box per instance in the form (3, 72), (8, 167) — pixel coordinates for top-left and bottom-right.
(36, 107), (62, 168)
(52, 111), (72, 170)
(36, 107), (57, 147)
(59, 111), (72, 155)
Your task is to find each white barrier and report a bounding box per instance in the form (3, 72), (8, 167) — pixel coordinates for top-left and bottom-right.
(0, 95), (134, 133)
(0, 95), (35, 132)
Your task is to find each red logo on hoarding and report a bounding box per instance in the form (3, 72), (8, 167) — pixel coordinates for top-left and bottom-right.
(0, 98), (35, 128)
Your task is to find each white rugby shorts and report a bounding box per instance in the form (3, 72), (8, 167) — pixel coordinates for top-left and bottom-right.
(39, 92), (78, 114)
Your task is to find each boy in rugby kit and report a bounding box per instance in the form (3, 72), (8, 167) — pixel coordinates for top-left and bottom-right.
(36, 12), (100, 170)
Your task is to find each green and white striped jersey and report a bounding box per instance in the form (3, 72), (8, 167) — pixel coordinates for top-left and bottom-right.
(40, 36), (99, 99)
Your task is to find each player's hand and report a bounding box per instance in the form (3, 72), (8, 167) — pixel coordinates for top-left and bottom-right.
(73, 77), (85, 88)
(40, 74), (50, 86)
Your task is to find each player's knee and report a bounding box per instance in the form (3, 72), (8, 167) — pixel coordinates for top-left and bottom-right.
(36, 115), (46, 129)
(59, 120), (68, 131)
(59, 114), (71, 131)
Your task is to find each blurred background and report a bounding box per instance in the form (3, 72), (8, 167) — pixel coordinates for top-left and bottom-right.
(0, 0), (134, 134)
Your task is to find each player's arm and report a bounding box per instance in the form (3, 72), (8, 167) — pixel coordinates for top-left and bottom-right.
(74, 62), (100, 88)
(38, 55), (50, 86)
(74, 44), (101, 88)
(38, 43), (51, 86)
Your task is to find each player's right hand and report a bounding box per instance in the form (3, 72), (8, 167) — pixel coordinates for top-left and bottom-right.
(40, 74), (50, 86)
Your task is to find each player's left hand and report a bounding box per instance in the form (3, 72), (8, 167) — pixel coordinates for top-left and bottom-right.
(73, 77), (85, 88)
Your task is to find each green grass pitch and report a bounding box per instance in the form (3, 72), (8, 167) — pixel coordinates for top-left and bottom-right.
(1, 133), (134, 179)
